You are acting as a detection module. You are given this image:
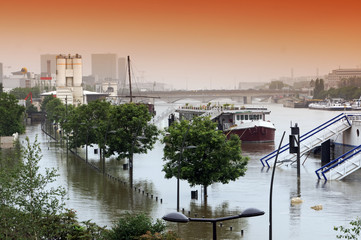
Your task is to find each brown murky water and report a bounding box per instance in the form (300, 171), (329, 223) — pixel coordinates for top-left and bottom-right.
(21, 102), (361, 239)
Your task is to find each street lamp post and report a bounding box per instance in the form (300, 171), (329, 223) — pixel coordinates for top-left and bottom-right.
(177, 145), (196, 212)
(176, 121), (194, 212)
(163, 208), (265, 240)
(269, 131), (286, 240)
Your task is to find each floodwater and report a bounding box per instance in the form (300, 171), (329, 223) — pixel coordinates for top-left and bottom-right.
(20, 101), (361, 240)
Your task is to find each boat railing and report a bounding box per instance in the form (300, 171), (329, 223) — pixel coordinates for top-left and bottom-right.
(179, 105), (268, 111)
(199, 108), (222, 120)
(315, 144), (361, 180)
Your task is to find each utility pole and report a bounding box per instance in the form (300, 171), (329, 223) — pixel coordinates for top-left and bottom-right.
(289, 123), (301, 196)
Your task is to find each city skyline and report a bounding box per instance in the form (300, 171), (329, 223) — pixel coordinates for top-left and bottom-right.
(1, 0), (361, 89)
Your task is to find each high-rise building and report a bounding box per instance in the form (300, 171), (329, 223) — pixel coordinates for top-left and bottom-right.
(56, 54), (83, 106)
(0, 62), (3, 84)
(326, 68), (361, 89)
(40, 54), (57, 76)
(91, 53), (117, 82)
(118, 57), (126, 87)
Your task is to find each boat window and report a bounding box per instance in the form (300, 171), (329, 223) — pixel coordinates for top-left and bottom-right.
(237, 115), (240, 121)
(357, 129), (360, 137)
(245, 115), (248, 120)
(241, 115), (244, 120)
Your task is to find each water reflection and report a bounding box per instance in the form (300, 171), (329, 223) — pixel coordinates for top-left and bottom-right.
(242, 142), (275, 155)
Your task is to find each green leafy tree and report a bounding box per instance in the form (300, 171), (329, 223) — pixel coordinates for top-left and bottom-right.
(107, 103), (159, 168)
(44, 97), (66, 123)
(313, 78), (325, 99)
(105, 212), (166, 240)
(0, 136), (66, 238)
(0, 136), (107, 239)
(340, 77), (361, 88)
(9, 87), (40, 99)
(162, 117), (248, 197)
(41, 95), (56, 112)
(269, 81), (284, 90)
(0, 92), (25, 136)
(335, 218), (361, 239)
(26, 103), (38, 114)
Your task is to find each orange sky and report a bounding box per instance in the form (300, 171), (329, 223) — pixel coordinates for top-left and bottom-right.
(1, 0), (361, 89)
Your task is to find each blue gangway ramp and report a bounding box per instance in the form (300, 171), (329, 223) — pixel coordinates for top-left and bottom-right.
(315, 145), (361, 180)
(260, 113), (352, 168)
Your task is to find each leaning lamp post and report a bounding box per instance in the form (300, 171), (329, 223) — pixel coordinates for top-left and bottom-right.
(163, 208), (265, 240)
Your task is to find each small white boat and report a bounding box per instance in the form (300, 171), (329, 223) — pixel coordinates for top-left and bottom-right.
(309, 98), (352, 111)
(351, 97), (361, 110)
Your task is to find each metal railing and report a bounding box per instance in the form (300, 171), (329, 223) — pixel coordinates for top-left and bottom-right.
(260, 113), (351, 167)
(315, 144), (361, 180)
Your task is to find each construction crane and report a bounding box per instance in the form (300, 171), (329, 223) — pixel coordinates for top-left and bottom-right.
(25, 92), (32, 103)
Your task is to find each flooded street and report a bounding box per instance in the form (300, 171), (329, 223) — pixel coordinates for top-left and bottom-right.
(21, 102), (361, 239)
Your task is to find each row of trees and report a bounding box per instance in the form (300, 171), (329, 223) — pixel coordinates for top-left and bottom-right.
(42, 96), (249, 199)
(310, 77), (361, 100)
(42, 96), (159, 168)
(310, 78), (325, 99)
(9, 86), (41, 100)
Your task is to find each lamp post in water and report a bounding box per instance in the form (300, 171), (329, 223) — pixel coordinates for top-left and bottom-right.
(177, 145), (196, 212)
(163, 208), (265, 240)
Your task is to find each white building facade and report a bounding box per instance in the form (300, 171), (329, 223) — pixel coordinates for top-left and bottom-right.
(56, 54), (83, 106)
(326, 68), (361, 89)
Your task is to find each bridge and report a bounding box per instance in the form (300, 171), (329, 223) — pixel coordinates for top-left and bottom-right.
(119, 89), (309, 104)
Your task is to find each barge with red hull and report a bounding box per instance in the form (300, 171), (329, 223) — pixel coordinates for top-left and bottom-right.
(175, 105), (275, 143)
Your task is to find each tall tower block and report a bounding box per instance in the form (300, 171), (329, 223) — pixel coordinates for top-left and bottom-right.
(56, 54), (83, 106)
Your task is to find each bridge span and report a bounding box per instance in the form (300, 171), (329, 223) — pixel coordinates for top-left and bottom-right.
(119, 89), (309, 104)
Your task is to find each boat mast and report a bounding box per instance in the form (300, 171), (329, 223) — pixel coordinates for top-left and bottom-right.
(127, 56), (133, 103)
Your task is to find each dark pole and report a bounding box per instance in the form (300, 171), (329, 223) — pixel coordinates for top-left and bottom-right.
(86, 127), (89, 163)
(269, 131), (286, 240)
(127, 56), (132, 103)
(292, 124), (301, 197)
(212, 221), (217, 240)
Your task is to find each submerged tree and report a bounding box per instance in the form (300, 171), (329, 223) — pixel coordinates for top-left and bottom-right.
(0, 92), (26, 136)
(162, 117), (248, 198)
(106, 103), (159, 168)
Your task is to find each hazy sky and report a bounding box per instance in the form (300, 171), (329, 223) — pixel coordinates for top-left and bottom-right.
(1, 0), (361, 89)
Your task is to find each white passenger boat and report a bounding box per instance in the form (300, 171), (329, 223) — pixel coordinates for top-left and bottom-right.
(175, 105), (275, 142)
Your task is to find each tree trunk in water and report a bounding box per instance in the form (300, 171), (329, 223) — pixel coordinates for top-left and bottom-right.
(204, 185), (208, 199)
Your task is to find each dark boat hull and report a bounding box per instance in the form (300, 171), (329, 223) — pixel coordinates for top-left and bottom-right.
(224, 126), (275, 142)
